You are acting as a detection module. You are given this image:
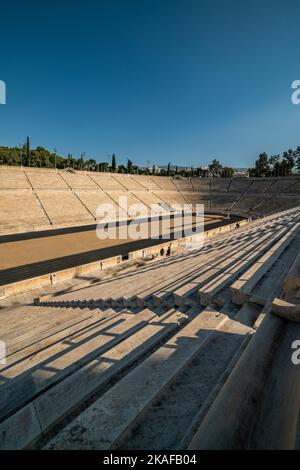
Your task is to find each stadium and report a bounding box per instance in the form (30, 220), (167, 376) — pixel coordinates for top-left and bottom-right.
(0, 165), (300, 450)
(2, 0), (300, 460)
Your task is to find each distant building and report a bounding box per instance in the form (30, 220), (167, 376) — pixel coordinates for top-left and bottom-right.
(233, 168), (249, 178)
(145, 165), (161, 174)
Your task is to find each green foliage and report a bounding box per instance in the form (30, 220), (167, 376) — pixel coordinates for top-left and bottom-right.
(111, 154), (117, 172)
(117, 164), (127, 173)
(127, 159), (133, 173)
(2, 140), (299, 178)
(249, 147), (300, 177)
(99, 162), (109, 172)
(255, 152), (270, 177)
(26, 136), (30, 165)
(221, 167), (234, 178)
(208, 159), (223, 176)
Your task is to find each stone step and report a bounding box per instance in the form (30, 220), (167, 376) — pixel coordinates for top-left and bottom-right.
(172, 269), (221, 306)
(233, 302), (262, 327)
(34, 215), (284, 314)
(4, 307), (129, 360)
(117, 310), (253, 450)
(143, 222), (286, 309)
(0, 308), (158, 423)
(1, 304), (106, 346)
(187, 307), (300, 449)
(135, 235), (261, 306)
(178, 329), (253, 449)
(98, 219), (294, 311)
(44, 306), (235, 450)
(199, 223), (292, 306)
(0, 309), (186, 450)
(231, 222), (300, 305)
(251, 231), (300, 306)
(111, 233), (254, 306)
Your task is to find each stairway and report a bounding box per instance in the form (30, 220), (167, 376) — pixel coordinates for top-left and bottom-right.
(1, 207), (300, 449)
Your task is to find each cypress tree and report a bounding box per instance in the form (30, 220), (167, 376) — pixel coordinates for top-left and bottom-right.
(26, 136), (30, 166)
(111, 154), (117, 172)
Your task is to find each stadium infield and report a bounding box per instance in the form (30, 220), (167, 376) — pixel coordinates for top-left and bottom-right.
(0, 213), (244, 285)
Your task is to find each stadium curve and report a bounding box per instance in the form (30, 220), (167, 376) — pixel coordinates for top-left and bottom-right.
(0, 166), (300, 451)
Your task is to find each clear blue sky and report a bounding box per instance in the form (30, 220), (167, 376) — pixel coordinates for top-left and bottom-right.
(0, 0), (300, 168)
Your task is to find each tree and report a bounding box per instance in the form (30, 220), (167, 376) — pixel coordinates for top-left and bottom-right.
(209, 159), (223, 177)
(127, 159), (133, 174)
(279, 156), (294, 176)
(99, 162), (109, 172)
(80, 153), (85, 170)
(111, 154), (117, 172)
(269, 154), (280, 177)
(85, 159), (97, 171)
(26, 136), (30, 166)
(295, 147), (300, 173)
(221, 167), (234, 178)
(0, 146), (20, 166)
(249, 147), (300, 177)
(117, 164), (127, 173)
(254, 152), (269, 177)
(167, 162), (171, 176)
(285, 149), (295, 175)
(132, 164), (139, 174)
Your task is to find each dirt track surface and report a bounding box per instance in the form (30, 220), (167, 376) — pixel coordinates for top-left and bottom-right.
(0, 214), (240, 285)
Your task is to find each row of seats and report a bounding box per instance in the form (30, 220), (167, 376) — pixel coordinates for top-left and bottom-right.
(1, 166), (300, 193)
(175, 177), (300, 194)
(0, 167), (177, 191)
(0, 189), (187, 231)
(0, 188), (299, 233)
(1, 207), (299, 449)
(1, 192), (300, 232)
(1, 166), (300, 234)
